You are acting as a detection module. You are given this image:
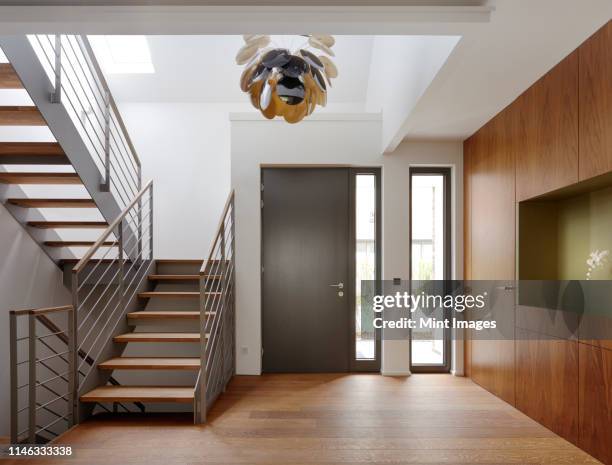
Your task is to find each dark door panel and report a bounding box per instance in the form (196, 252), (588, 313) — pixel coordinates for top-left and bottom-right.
(262, 168), (350, 372)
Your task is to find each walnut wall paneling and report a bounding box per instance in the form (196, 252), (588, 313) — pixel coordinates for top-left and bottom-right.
(515, 330), (579, 445)
(579, 344), (612, 464)
(515, 51), (579, 202)
(464, 112), (516, 406)
(579, 20), (612, 181)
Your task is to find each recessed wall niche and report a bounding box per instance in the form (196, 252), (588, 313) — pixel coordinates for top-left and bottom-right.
(519, 180), (612, 281)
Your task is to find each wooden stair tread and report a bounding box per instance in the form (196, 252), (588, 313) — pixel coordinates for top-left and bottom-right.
(81, 386), (194, 404)
(139, 291), (220, 298)
(0, 64), (22, 89)
(148, 274), (203, 281)
(7, 198), (96, 208)
(0, 172), (81, 184)
(155, 259), (203, 264)
(0, 106), (45, 126)
(127, 311), (214, 320)
(114, 332), (202, 342)
(0, 142), (69, 165)
(28, 221), (108, 229)
(44, 240), (115, 247)
(98, 357), (200, 370)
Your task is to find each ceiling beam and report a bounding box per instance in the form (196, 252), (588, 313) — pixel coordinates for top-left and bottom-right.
(0, 5), (493, 34)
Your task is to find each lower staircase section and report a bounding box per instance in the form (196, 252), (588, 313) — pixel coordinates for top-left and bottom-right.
(80, 260), (203, 411)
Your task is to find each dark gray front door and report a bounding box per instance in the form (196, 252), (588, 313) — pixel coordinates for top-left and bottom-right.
(262, 168), (350, 372)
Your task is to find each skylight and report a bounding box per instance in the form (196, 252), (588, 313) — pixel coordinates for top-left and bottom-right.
(88, 35), (154, 74)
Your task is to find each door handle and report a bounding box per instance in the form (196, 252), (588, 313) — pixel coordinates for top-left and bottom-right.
(329, 282), (344, 289)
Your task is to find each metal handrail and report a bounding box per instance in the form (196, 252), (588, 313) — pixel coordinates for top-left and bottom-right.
(73, 179), (153, 273)
(194, 190), (235, 423)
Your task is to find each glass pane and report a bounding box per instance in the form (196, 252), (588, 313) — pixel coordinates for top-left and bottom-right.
(411, 174), (445, 365)
(355, 174), (376, 360)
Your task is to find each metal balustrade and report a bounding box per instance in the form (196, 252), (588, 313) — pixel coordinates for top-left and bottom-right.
(9, 306), (74, 444)
(27, 34), (142, 207)
(71, 180), (154, 405)
(194, 190), (236, 423)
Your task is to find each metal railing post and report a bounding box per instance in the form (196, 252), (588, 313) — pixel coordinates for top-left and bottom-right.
(119, 221), (125, 300)
(230, 198), (236, 376)
(71, 274), (79, 424)
(101, 90), (111, 192)
(50, 35), (62, 103)
(28, 314), (36, 443)
(219, 221), (226, 390)
(67, 307), (76, 428)
(9, 312), (18, 443)
(198, 275), (207, 423)
(149, 184), (154, 259)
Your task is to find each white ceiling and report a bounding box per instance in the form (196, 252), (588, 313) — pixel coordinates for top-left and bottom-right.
(3, 1), (610, 145)
(99, 35), (375, 105)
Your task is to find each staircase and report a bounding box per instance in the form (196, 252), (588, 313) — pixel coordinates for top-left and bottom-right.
(81, 260), (204, 406)
(5, 34), (236, 443)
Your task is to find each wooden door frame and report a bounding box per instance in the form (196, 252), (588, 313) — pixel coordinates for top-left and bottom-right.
(408, 166), (452, 373)
(260, 166), (382, 373)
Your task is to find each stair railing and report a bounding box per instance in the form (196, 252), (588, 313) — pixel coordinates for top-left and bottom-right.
(9, 306), (75, 444)
(70, 180), (154, 420)
(27, 34), (142, 207)
(9, 305), (142, 444)
(194, 190), (235, 423)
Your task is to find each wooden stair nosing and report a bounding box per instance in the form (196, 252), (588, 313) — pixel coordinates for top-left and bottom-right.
(127, 311), (215, 320)
(98, 357), (200, 371)
(44, 240), (116, 248)
(80, 386), (194, 404)
(0, 142), (64, 156)
(0, 142), (68, 165)
(0, 172), (81, 185)
(0, 106), (46, 126)
(138, 291), (220, 298)
(0, 63), (22, 89)
(7, 198), (96, 208)
(28, 221), (108, 229)
(148, 274), (209, 281)
(113, 332), (203, 343)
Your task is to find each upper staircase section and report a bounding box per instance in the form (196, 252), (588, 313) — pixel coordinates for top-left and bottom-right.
(0, 35), (142, 265)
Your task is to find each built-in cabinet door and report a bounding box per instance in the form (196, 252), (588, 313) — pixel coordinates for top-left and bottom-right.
(579, 344), (612, 464)
(515, 51), (579, 201)
(579, 20), (612, 181)
(466, 112), (516, 406)
(515, 330), (579, 445)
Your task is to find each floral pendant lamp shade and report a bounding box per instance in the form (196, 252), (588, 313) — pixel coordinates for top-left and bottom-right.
(237, 35), (338, 124)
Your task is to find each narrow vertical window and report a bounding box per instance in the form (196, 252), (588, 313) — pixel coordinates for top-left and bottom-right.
(410, 168), (451, 372)
(355, 173), (376, 360)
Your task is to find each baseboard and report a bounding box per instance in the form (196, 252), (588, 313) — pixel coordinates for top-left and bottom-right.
(381, 370), (411, 377)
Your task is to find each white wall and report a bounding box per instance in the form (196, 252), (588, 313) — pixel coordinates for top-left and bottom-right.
(0, 203), (71, 438)
(117, 103), (236, 259)
(230, 113), (462, 376)
(366, 35), (460, 153)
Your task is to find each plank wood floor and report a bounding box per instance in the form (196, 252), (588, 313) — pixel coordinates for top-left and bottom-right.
(5, 374), (600, 465)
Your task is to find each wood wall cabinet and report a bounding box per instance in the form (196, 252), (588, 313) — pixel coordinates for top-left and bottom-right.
(515, 330), (579, 445)
(579, 21), (612, 181)
(464, 112), (516, 406)
(579, 344), (612, 464)
(515, 51), (579, 201)
(464, 19), (612, 464)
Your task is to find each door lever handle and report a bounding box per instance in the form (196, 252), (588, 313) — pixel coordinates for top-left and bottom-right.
(329, 282), (344, 289)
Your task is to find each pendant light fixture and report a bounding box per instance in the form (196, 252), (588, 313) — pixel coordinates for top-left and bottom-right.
(237, 35), (338, 123)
